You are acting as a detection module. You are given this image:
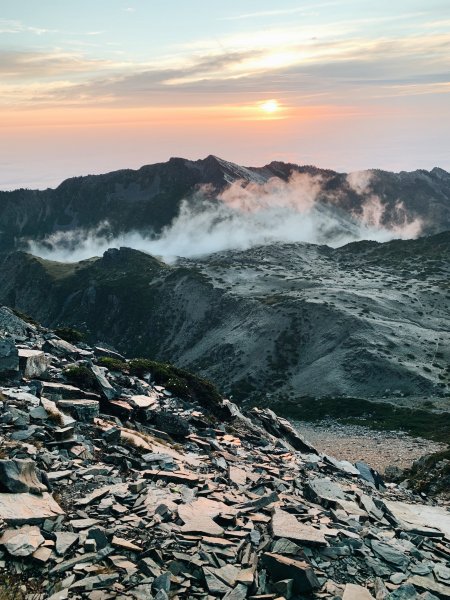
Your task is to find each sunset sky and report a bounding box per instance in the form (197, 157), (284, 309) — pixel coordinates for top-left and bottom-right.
(1, 0), (450, 189)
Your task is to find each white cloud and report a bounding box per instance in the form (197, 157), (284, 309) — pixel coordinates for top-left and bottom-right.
(26, 172), (422, 263)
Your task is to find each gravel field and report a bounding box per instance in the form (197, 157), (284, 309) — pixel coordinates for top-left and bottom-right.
(293, 419), (447, 474)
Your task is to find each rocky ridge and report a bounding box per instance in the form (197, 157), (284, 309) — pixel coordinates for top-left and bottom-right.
(0, 306), (449, 599)
(1, 155), (450, 252)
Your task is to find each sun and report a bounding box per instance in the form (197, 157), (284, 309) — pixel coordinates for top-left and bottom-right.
(260, 99), (280, 114)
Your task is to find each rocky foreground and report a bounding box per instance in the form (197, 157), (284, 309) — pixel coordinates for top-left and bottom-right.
(0, 306), (449, 599)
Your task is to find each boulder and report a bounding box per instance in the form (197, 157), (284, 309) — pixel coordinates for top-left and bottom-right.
(42, 338), (79, 357)
(261, 553), (320, 593)
(155, 411), (190, 437)
(57, 399), (100, 422)
(90, 364), (118, 399)
(305, 477), (346, 507)
(18, 349), (49, 378)
(0, 459), (47, 494)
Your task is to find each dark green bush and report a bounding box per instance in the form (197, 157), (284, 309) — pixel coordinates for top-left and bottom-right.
(64, 366), (96, 389)
(128, 358), (222, 408)
(55, 327), (84, 343)
(97, 357), (128, 371)
(11, 308), (39, 327)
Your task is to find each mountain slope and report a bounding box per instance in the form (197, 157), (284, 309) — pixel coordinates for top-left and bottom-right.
(0, 156), (449, 251)
(1, 233), (449, 403)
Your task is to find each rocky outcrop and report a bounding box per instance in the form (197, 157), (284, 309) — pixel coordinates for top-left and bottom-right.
(0, 310), (448, 599)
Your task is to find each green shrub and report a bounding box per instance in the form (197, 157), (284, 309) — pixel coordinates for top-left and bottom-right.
(10, 308), (39, 327)
(128, 358), (222, 408)
(423, 400), (436, 408)
(55, 327), (84, 343)
(64, 366), (96, 389)
(97, 357), (128, 371)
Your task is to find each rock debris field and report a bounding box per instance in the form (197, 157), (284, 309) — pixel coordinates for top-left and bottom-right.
(0, 305), (449, 599)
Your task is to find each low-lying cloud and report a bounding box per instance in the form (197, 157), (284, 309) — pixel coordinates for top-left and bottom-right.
(27, 172), (423, 263)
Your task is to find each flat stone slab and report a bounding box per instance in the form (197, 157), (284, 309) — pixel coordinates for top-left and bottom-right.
(229, 466), (248, 486)
(0, 492), (64, 524)
(305, 478), (346, 507)
(385, 500), (450, 538)
(271, 507), (328, 546)
(409, 575), (450, 598)
(57, 399), (99, 422)
(342, 583), (375, 599)
(371, 540), (409, 569)
(128, 394), (159, 409)
(0, 525), (44, 556)
(143, 470), (199, 485)
(179, 498), (236, 536)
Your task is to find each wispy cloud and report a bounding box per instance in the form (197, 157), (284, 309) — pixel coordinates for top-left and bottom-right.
(220, 3), (340, 21)
(0, 19), (57, 35)
(1, 13), (449, 110)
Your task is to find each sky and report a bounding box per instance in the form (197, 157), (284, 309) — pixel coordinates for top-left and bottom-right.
(1, 0), (450, 190)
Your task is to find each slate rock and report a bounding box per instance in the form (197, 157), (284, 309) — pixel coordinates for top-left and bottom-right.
(355, 460), (385, 489)
(18, 349), (49, 378)
(0, 492), (64, 525)
(55, 531), (79, 556)
(343, 583), (375, 599)
(271, 507), (328, 546)
(94, 346), (125, 361)
(57, 399), (99, 422)
(50, 546), (113, 575)
(274, 578), (294, 599)
(90, 363), (118, 399)
(409, 575), (450, 598)
(0, 307), (34, 336)
(384, 500), (450, 538)
(371, 540), (410, 569)
(223, 583), (249, 600)
(386, 583), (419, 599)
(204, 567), (233, 595)
(0, 525), (44, 556)
(43, 338), (79, 357)
(305, 477), (346, 507)
(86, 527), (109, 550)
(0, 338), (19, 373)
(261, 552), (320, 593)
(153, 572), (171, 593)
(271, 538), (302, 555)
(0, 458), (47, 494)
(178, 497), (233, 535)
(155, 411), (190, 437)
(70, 573), (120, 591)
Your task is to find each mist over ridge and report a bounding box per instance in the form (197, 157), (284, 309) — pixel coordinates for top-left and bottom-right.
(27, 168), (423, 263)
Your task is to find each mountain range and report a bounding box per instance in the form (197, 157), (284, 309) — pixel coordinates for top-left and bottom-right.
(0, 156), (449, 407)
(1, 155), (450, 252)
